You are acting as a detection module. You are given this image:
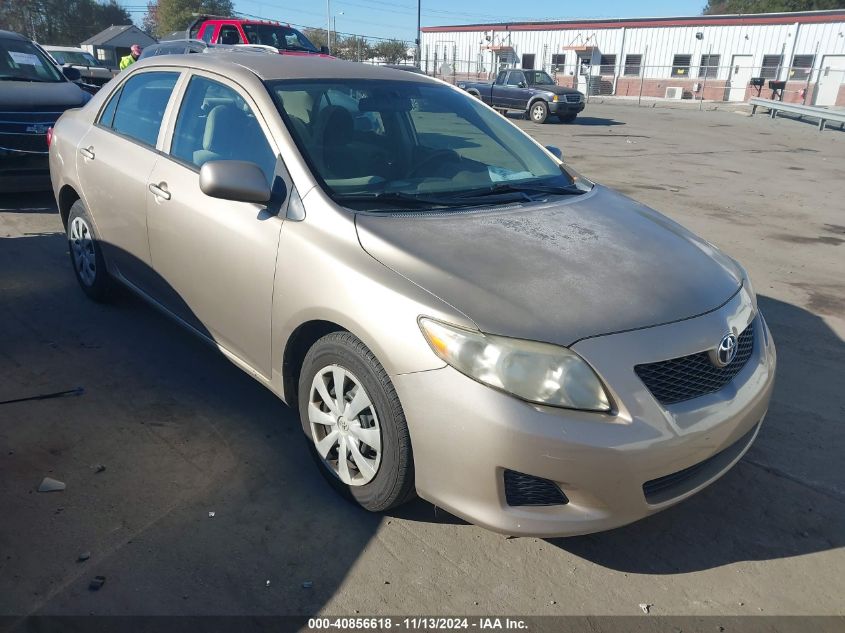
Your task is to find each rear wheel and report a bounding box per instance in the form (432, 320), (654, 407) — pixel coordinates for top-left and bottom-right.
(298, 332), (415, 512)
(529, 101), (549, 124)
(67, 200), (112, 302)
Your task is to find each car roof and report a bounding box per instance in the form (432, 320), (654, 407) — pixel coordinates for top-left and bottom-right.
(134, 53), (436, 84)
(0, 30), (28, 41)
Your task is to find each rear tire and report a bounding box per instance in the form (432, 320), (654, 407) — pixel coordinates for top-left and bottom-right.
(67, 199), (112, 302)
(529, 101), (549, 124)
(298, 332), (416, 512)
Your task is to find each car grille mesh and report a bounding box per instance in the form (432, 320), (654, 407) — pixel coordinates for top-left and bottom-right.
(564, 94), (581, 103)
(634, 321), (755, 406)
(503, 469), (569, 506)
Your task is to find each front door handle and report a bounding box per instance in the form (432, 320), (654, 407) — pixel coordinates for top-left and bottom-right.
(79, 146), (95, 160)
(148, 182), (171, 201)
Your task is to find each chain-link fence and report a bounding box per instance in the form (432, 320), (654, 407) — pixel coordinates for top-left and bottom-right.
(417, 55), (845, 109)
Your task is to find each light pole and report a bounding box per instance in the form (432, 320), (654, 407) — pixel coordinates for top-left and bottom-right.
(326, 0), (331, 53)
(333, 10), (344, 51)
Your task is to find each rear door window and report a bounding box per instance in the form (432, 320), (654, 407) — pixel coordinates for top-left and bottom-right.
(100, 71), (179, 147)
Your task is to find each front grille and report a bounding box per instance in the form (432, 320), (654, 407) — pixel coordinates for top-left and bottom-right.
(634, 321), (755, 406)
(503, 469), (569, 506)
(564, 93), (581, 103)
(0, 111), (60, 154)
(642, 423), (759, 504)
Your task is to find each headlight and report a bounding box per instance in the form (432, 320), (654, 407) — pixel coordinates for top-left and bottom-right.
(419, 318), (611, 412)
(552, 94), (559, 102)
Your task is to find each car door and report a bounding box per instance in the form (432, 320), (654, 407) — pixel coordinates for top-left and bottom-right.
(507, 71), (529, 109)
(145, 72), (287, 378)
(76, 70), (181, 290)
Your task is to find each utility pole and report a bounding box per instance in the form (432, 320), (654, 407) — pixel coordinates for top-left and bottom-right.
(415, 0), (421, 68)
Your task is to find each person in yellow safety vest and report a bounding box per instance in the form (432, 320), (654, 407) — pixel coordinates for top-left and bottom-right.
(119, 44), (142, 71)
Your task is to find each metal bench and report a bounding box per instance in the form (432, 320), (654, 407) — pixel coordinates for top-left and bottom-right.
(750, 97), (845, 132)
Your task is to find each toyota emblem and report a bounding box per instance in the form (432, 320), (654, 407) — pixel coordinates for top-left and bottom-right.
(712, 333), (738, 367)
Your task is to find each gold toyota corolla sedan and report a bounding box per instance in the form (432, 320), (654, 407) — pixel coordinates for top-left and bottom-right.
(49, 52), (776, 536)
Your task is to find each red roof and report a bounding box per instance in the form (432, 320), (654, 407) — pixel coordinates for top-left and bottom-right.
(420, 10), (845, 33)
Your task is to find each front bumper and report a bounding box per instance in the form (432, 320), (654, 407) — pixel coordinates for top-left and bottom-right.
(394, 287), (776, 537)
(0, 151), (51, 192)
(549, 100), (585, 114)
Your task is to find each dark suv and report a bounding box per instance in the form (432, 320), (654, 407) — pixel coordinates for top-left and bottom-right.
(0, 30), (90, 192)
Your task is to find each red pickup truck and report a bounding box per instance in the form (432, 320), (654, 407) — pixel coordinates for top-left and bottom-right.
(186, 15), (332, 57)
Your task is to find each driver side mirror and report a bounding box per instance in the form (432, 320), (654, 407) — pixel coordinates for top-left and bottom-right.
(545, 145), (563, 161)
(518, 81), (526, 88)
(320, 45), (330, 54)
(62, 66), (81, 81)
(199, 160), (272, 203)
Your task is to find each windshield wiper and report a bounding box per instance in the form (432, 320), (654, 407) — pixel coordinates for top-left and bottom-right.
(455, 182), (587, 199)
(339, 188), (545, 209)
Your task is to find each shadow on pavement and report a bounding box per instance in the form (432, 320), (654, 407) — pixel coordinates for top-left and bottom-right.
(504, 112), (625, 126)
(549, 294), (845, 573)
(0, 220), (381, 615)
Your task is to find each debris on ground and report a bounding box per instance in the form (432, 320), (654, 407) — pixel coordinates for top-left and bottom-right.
(78, 552), (91, 562)
(639, 603), (652, 614)
(0, 387), (84, 406)
(208, 511), (215, 518)
(302, 581), (313, 589)
(37, 477), (65, 492)
(92, 464), (106, 473)
(88, 576), (106, 591)
(265, 580), (270, 587)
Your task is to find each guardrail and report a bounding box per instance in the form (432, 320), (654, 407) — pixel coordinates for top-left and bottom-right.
(749, 97), (845, 131)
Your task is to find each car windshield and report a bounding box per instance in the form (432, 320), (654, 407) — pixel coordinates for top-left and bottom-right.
(242, 24), (318, 52)
(50, 50), (99, 66)
(0, 38), (63, 82)
(524, 71), (555, 86)
(268, 79), (584, 210)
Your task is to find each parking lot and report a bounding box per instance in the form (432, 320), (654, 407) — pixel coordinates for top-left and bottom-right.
(1, 102), (843, 618)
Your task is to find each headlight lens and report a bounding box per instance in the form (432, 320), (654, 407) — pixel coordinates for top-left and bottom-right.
(552, 94), (559, 102)
(419, 318), (611, 412)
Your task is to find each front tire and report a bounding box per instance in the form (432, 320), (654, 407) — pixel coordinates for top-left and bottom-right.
(67, 199), (112, 302)
(298, 332), (415, 512)
(529, 101), (549, 124)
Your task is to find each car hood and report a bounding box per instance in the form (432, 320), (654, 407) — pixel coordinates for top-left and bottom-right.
(355, 186), (742, 346)
(0, 80), (88, 109)
(530, 85), (581, 95)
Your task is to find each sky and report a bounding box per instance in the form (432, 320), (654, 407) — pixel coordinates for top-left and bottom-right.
(121, 0), (709, 42)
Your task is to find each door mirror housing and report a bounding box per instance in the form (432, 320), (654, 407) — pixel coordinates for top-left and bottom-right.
(199, 160), (272, 204)
(518, 81), (526, 88)
(320, 45), (330, 54)
(545, 145), (563, 161)
(62, 66), (81, 81)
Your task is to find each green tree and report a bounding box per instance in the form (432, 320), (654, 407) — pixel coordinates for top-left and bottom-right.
(373, 39), (409, 64)
(703, 0), (845, 13)
(144, 0), (234, 38)
(0, 0), (132, 45)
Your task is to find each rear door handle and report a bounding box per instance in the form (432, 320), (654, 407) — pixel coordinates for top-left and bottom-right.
(148, 182), (171, 201)
(79, 146), (95, 160)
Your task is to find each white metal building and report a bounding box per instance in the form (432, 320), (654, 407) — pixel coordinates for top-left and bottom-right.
(421, 10), (845, 105)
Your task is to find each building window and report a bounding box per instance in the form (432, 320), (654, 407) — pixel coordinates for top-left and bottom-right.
(671, 54), (692, 77)
(599, 54), (616, 75)
(96, 48), (107, 61)
(624, 54), (642, 76)
(760, 54), (783, 79)
(789, 54), (814, 80)
(698, 54), (720, 78)
(551, 53), (566, 70)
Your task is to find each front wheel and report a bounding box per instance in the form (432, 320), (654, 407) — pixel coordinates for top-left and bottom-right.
(67, 200), (112, 302)
(298, 332), (416, 512)
(529, 101), (549, 124)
